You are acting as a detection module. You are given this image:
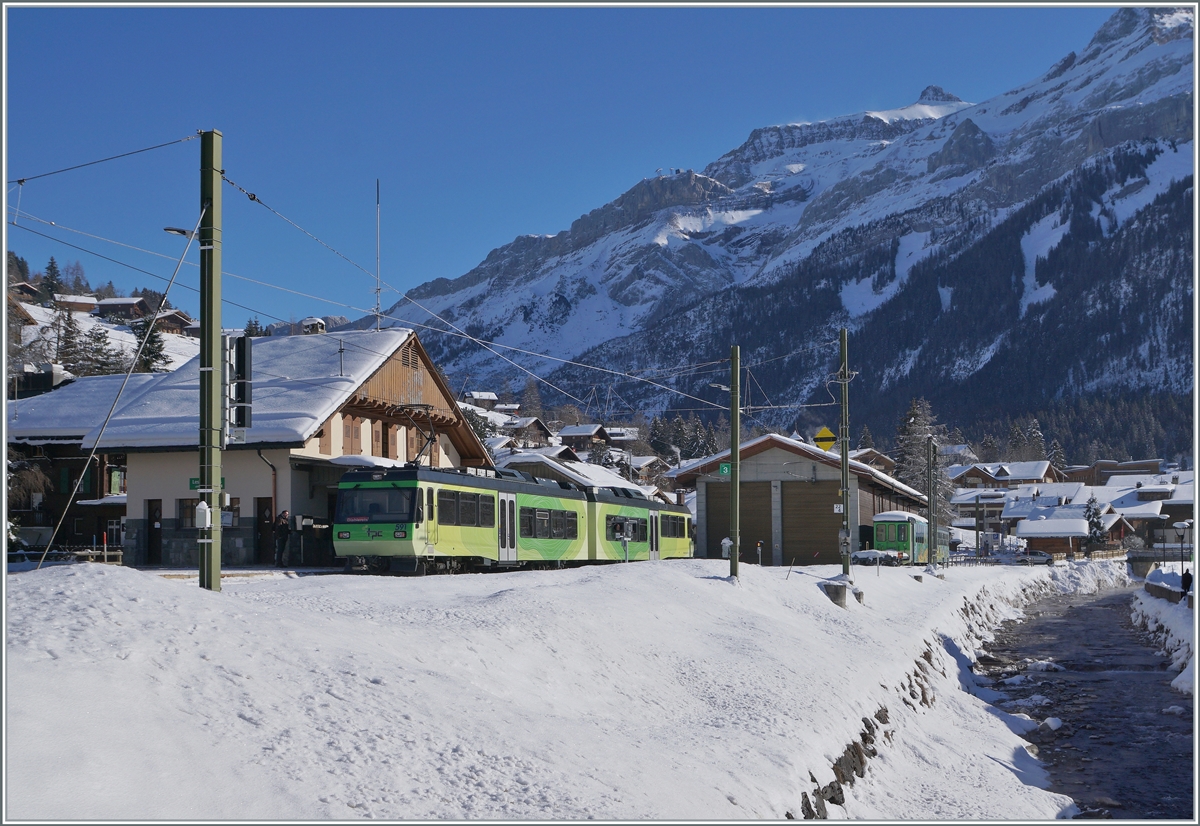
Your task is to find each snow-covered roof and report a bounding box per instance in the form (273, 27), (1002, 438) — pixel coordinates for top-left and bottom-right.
(97, 297), (149, 307)
(458, 402), (513, 429)
(1015, 518), (1089, 538)
(669, 433), (926, 503)
(500, 445), (580, 461)
(465, 391), (498, 402)
(53, 294), (98, 305)
(874, 510), (926, 524)
(75, 494), (128, 506)
(999, 483), (1087, 520)
(630, 455), (667, 470)
(485, 435), (515, 450)
(557, 424), (605, 438)
(80, 328), (414, 450)
(492, 452), (634, 491)
(953, 461), (1054, 482)
(7, 374), (164, 442)
(1104, 471), (1194, 487)
(606, 427), (639, 441)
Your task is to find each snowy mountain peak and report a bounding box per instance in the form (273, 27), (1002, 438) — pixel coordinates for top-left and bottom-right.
(917, 85), (963, 103)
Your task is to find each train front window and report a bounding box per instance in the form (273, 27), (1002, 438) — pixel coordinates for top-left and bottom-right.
(336, 487), (417, 523)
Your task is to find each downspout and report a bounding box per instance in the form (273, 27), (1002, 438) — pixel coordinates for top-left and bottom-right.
(257, 449), (277, 523)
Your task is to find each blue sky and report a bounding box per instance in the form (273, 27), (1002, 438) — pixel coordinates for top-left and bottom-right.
(5, 5), (1116, 330)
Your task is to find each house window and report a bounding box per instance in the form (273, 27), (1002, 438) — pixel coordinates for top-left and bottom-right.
(178, 498), (199, 528)
(223, 497), (241, 528)
(72, 518), (83, 536)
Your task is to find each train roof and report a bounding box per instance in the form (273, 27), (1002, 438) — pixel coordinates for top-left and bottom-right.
(336, 465), (687, 511)
(874, 510), (927, 523)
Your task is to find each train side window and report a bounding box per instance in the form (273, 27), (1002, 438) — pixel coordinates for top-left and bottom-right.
(897, 524), (907, 542)
(535, 509), (550, 539)
(438, 490), (458, 526)
(605, 515), (622, 541)
(459, 493), (478, 527)
(550, 510), (565, 539)
(478, 495), (495, 528)
(875, 524), (885, 544)
(565, 511), (578, 540)
(635, 518), (648, 543)
(887, 524), (895, 542)
(414, 488), (423, 523)
(519, 506), (534, 538)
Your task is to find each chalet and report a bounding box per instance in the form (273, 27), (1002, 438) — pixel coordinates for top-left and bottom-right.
(96, 296), (152, 320)
(948, 461), (1067, 489)
(8, 373), (160, 549)
(500, 416), (553, 447)
(1063, 458), (1171, 486)
(849, 447), (896, 475)
(462, 391), (498, 410)
(53, 294), (99, 313)
(669, 433), (926, 566)
(7, 329), (490, 567)
(1015, 511), (1132, 557)
(630, 455), (670, 485)
(9, 281), (42, 302)
(152, 309), (194, 335)
(557, 424), (610, 452)
(494, 403), (520, 416)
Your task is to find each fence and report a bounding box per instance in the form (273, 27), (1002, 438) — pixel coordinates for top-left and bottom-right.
(8, 545), (124, 566)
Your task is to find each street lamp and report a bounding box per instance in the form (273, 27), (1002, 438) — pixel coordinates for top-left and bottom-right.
(164, 226), (199, 240)
(1174, 520), (1192, 570)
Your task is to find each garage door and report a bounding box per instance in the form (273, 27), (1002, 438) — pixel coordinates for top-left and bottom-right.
(704, 482), (771, 560)
(781, 480), (843, 565)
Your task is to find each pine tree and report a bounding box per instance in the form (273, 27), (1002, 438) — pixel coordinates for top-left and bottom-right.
(894, 398), (954, 525)
(244, 316), (265, 337)
(589, 441), (612, 466)
(42, 257), (63, 300)
(7, 251), (30, 283)
(1083, 495), (1106, 555)
(131, 318), (170, 373)
(1007, 421), (1028, 460)
(52, 303), (84, 372)
(1025, 418), (1047, 461)
(76, 325), (128, 376)
(858, 425), (875, 450)
(1047, 439), (1067, 471)
(977, 434), (996, 463)
(521, 378), (543, 419)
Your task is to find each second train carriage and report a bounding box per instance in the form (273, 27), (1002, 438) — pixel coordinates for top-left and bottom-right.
(333, 465), (693, 574)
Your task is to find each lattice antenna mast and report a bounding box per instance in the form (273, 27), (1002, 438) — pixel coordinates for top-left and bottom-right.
(375, 179), (382, 331)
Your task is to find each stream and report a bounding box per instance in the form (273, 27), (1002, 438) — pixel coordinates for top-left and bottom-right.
(974, 585), (1193, 819)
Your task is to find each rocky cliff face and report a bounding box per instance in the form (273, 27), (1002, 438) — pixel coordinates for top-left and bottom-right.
(350, 7), (1193, 445)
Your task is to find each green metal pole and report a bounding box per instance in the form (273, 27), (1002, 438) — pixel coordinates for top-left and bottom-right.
(926, 434), (935, 566)
(839, 328), (851, 577)
(199, 130), (223, 591)
(730, 344), (740, 579)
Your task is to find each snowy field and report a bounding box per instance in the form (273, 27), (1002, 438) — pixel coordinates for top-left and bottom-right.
(4, 558), (1188, 821)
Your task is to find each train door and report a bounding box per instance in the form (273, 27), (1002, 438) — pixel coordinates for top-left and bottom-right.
(498, 492), (517, 562)
(649, 511), (660, 560)
(425, 487), (438, 552)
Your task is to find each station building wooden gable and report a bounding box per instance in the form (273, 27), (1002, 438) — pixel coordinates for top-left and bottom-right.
(673, 434), (925, 566)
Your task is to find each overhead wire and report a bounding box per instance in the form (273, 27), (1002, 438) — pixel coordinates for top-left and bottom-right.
(8, 133), (200, 185)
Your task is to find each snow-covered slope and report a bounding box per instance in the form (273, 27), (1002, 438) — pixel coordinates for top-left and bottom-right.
(15, 302), (199, 372)
(6, 559), (1155, 820)
(355, 8), (1192, 429)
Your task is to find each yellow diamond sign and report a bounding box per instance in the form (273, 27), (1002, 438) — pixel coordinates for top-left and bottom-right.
(813, 426), (837, 451)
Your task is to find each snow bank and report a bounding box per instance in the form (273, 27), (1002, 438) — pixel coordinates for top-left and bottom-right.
(5, 560), (1117, 820)
(1131, 584), (1195, 696)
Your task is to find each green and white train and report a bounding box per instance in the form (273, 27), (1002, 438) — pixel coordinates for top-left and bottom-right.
(871, 510), (950, 565)
(333, 466), (694, 574)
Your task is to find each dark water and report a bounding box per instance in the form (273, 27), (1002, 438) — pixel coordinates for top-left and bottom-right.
(975, 586), (1194, 819)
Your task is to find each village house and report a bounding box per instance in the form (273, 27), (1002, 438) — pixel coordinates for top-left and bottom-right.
(7, 328), (490, 567)
(53, 294), (99, 313)
(556, 424), (611, 453)
(151, 308), (194, 335)
(668, 433), (926, 566)
(948, 460), (1067, 489)
(500, 416), (553, 448)
(461, 390), (499, 410)
(95, 296), (152, 320)
(8, 281), (42, 302)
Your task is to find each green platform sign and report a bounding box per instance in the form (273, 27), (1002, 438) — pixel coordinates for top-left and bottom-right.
(718, 463), (731, 476)
(189, 477), (226, 490)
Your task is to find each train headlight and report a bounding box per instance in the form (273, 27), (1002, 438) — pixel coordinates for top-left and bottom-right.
(337, 531), (350, 540)
(393, 529), (407, 539)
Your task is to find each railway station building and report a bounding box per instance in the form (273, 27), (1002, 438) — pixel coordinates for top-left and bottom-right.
(668, 433), (926, 566)
(6, 328), (490, 568)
